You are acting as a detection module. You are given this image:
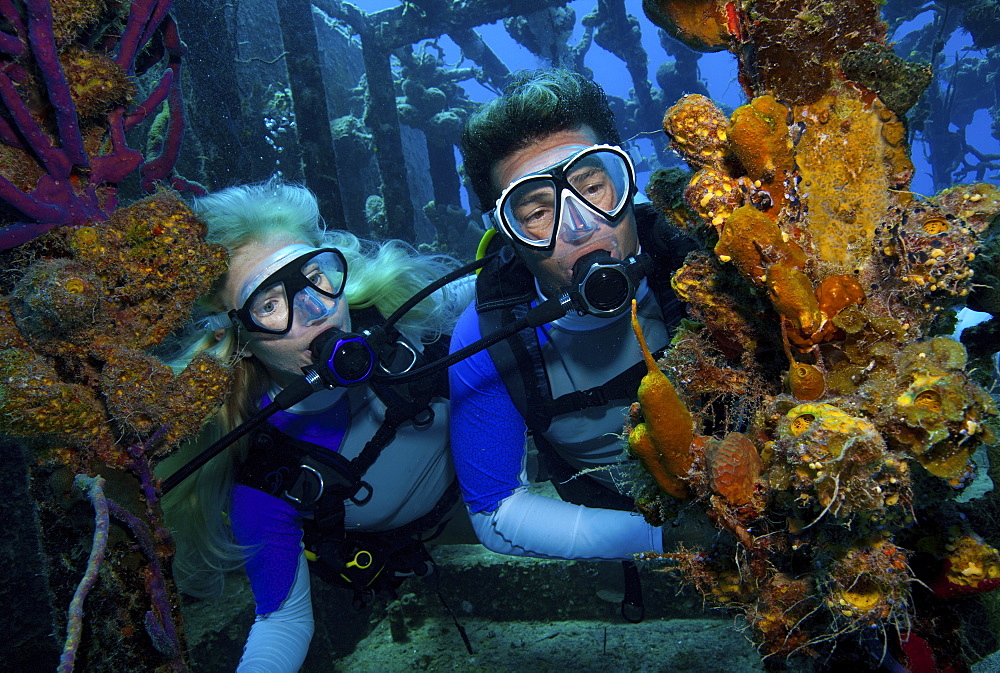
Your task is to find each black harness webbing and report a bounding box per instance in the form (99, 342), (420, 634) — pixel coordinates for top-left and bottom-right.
(235, 316), (453, 598)
(236, 401), (415, 517)
(541, 358), (653, 428)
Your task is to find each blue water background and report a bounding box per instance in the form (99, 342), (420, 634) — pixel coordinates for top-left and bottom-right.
(360, 0), (998, 204)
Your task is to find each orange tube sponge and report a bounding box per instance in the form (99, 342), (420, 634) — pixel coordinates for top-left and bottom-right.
(627, 300), (694, 497)
(628, 423), (687, 498)
(728, 95), (794, 215)
(766, 260), (823, 336)
(715, 205), (805, 284)
(816, 275), (865, 318)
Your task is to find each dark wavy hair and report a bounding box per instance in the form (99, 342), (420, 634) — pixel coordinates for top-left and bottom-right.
(460, 69), (621, 209)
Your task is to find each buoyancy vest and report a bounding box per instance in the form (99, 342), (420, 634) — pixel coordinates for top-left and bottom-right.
(475, 202), (696, 494)
(236, 327), (456, 596)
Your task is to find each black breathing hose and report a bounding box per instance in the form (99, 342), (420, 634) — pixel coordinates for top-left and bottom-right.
(382, 254), (496, 333)
(373, 293), (572, 385)
(160, 370), (326, 494)
(161, 249), (643, 493)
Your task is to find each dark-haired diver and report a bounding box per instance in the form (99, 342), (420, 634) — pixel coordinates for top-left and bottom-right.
(450, 69), (703, 588)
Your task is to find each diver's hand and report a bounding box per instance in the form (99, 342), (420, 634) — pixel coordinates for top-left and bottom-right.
(660, 507), (717, 552)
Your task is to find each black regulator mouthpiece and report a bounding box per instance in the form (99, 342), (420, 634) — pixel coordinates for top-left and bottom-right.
(308, 328), (377, 387)
(569, 250), (652, 317)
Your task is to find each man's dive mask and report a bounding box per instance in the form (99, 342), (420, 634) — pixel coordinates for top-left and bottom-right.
(488, 144), (637, 253)
(201, 244), (348, 335)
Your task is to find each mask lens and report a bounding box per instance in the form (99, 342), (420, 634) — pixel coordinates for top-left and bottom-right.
(238, 248), (348, 334)
(495, 147), (635, 251)
(247, 282), (291, 331)
(501, 178), (558, 246)
(301, 251), (347, 297)
(565, 150), (630, 216)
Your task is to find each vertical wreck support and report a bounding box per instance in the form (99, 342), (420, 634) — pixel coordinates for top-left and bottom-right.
(277, 0), (347, 229)
(360, 37), (415, 240)
(313, 0), (571, 242)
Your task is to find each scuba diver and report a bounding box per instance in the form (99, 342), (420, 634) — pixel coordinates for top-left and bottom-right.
(448, 69), (705, 619)
(158, 179), (472, 673)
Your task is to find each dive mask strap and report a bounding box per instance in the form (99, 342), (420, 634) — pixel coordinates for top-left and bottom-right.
(196, 312), (234, 332)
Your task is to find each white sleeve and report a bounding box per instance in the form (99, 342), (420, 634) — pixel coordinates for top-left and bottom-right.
(469, 487), (664, 561)
(237, 551), (314, 673)
(441, 273), (476, 317)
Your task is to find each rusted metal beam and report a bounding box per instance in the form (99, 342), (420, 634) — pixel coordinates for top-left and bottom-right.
(313, 0), (571, 49)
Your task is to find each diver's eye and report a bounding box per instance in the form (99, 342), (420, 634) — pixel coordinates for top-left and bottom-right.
(509, 184), (556, 240)
(570, 167), (615, 209)
(248, 283), (289, 329)
(517, 207), (554, 240)
(582, 180), (609, 199)
(306, 268), (330, 288)
(522, 206), (552, 226)
(258, 298), (279, 315)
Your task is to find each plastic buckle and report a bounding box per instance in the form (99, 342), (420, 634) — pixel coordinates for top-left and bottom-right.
(351, 480), (373, 506)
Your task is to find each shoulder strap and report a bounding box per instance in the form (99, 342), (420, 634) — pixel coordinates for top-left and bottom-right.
(480, 298), (555, 434)
(475, 240), (536, 312)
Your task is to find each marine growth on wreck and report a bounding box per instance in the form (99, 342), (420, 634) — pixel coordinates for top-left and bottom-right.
(629, 0), (1000, 663)
(0, 1), (228, 669)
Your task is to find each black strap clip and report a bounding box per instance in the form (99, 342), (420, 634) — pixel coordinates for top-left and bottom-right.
(577, 386), (608, 408)
(620, 560), (645, 624)
(350, 481), (373, 506)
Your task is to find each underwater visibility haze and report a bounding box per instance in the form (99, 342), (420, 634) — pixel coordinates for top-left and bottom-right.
(2, 0), (1000, 671)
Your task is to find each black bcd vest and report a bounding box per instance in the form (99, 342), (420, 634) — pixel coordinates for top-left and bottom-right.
(235, 309), (456, 598)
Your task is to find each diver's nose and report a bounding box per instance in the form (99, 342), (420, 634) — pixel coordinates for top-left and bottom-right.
(559, 197), (600, 244)
(295, 286), (338, 326)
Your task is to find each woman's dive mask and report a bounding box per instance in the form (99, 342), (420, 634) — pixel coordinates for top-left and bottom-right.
(200, 244), (348, 335)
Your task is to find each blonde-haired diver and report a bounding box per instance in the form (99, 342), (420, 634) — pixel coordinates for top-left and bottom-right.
(159, 177), (471, 672)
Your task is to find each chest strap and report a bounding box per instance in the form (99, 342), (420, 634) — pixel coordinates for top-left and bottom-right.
(486, 310), (666, 435)
(540, 357), (653, 422)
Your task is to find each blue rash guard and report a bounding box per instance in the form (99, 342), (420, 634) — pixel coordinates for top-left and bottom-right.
(449, 281), (665, 560)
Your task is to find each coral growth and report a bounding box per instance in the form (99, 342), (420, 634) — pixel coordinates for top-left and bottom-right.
(823, 538), (912, 625)
(1, 192), (231, 462)
(888, 338), (996, 485)
(0, 0), (198, 249)
(641, 0), (738, 52)
(0, 191), (229, 671)
(635, 0), (1000, 662)
(661, 93), (732, 168)
(770, 401), (909, 521)
(706, 432), (763, 505)
(929, 530), (1000, 599)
